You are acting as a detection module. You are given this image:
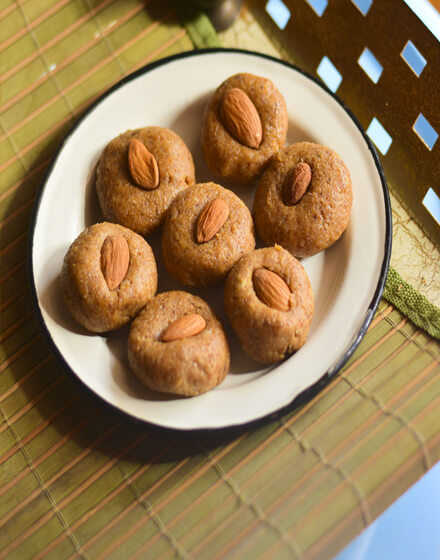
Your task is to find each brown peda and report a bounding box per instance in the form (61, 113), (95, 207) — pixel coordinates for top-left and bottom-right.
(253, 142), (353, 257)
(128, 291), (230, 397)
(201, 73), (288, 185)
(224, 246), (314, 365)
(61, 222), (157, 333)
(96, 126), (195, 236)
(161, 182), (255, 287)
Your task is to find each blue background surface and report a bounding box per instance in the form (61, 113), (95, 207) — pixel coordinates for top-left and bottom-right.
(335, 461), (440, 559)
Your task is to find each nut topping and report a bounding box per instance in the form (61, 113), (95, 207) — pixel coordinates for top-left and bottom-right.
(101, 235), (130, 290)
(161, 314), (206, 342)
(253, 268), (292, 311)
(220, 87), (263, 149)
(195, 198), (230, 243)
(128, 138), (159, 190)
(283, 162), (312, 205)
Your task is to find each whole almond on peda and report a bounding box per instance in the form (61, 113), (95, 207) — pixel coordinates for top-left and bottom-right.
(128, 138), (159, 190)
(253, 268), (292, 312)
(283, 162), (312, 206)
(196, 198), (230, 243)
(161, 314), (206, 342)
(101, 235), (130, 290)
(220, 87), (263, 149)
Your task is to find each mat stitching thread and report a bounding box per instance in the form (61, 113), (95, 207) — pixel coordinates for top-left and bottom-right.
(0, 118), (30, 177)
(278, 418), (371, 526)
(383, 312), (440, 360)
(278, 328), (430, 471)
(0, 409), (97, 502)
(16, 1), (75, 117)
(0, 396), (80, 472)
(376, 303), (393, 321)
(83, 0), (126, 75)
(0, 377), (65, 436)
(0, 10), (182, 184)
(338, 331), (436, 409)
(0, 8), (179, 179)
(0, 401), (89, 559)
(205, 451), (302, 559)
(118, 462), (193, 560)
(340, 373), (432, 471)
(1, 0), (70, 55)
(0, 0), (119, 96)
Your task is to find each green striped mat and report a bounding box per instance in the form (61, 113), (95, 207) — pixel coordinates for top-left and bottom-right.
(1, 1), (439, 559)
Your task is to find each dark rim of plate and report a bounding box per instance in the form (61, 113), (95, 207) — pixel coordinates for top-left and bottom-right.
(27, 48), (392, 435)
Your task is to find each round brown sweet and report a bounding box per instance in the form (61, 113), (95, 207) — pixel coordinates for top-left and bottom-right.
(161, 182), (255, 287)
(96, 126), (195, 236)
(201, 73), (288, 185)
(224, 246), (314, 364)
(128, 291), (230, 396)
(61, 222), (157, 333)
(253, 142), (353, 257)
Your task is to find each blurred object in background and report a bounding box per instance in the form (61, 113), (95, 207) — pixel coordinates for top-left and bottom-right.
(192, 0), (245, 29)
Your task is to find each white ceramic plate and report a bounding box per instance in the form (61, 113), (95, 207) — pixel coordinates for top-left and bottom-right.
(30, 49), (391, 431)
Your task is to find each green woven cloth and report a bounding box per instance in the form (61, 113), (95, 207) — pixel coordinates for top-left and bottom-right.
(174, 1), (222, 48)
(1, 2), (440, 560)
(384, 267), (440, 340)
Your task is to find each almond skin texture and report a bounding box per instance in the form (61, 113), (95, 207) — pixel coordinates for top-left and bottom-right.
(283, 162), (312, 206)
(100, 234), (130, 290)
(253, 268), (292, 312)
(220, 87), (263, 149)
(160, 313), (206, 342)
(195, 198), (230, 243)
(128, 138), (159, 190)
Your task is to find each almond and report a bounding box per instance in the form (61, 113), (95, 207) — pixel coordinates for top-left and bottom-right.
(101, 235), (130, 290)
(253, 268), (292, 312)
(161, 314), (206, 342)
(220, 87), (263, 149)
(128, 138), (159, 190)
(283, 162), (312, 206)
(195, 198), (229, 243)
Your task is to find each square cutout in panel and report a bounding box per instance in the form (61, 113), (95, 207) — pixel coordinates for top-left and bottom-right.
(401, 40), (427, 76)
(413, 113), (438, 150)
(403, 0), (440, 42)
(350, 0), (372, 16)
(423, 188), (440, 225)
(304, 0), (328, 17)
(367, 117), (392, 155)
(317, 56), (342, 92)
(266, 0), (291, 29)
(358, 48), (383, 83)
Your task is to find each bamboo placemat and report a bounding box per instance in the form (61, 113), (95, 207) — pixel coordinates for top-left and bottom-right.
(1, 1), (440, 559)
